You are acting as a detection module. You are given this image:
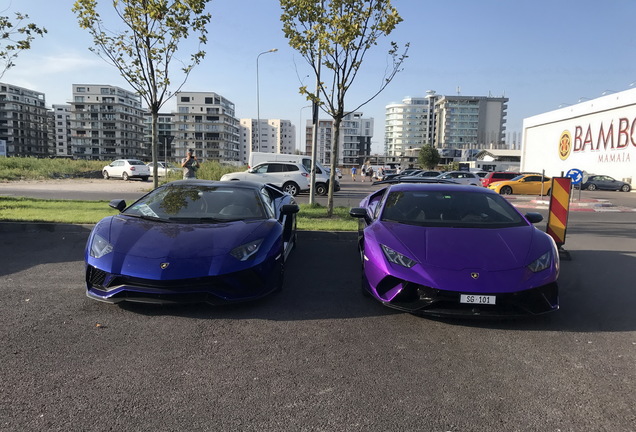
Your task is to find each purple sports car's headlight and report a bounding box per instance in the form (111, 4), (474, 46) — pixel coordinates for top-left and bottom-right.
(90, 234), (113, 259)
(527, 251), (552, 273)
(381, 244), (417, 268)
(230, 239), (264, 261)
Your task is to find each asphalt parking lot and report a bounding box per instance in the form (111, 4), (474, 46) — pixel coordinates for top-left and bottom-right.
(1, 179), (635, 431)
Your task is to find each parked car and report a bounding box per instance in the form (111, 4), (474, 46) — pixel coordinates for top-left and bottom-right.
(373, 170), (442, 185)
(349, 183), (559, 316)
(435, 171), (482, 186)
(247, 152), (338, 195)
(580, 175), (631, 192)
(220, 162), (311, 196)
(102, 159), (150, 181)
(488, 174), (552, 195)
(85, 180), (299, 305)
(481, 171), (522, 188)
(146, 161), (180, 177)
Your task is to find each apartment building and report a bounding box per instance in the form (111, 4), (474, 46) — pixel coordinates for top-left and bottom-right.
(143, 112), (176, 161)
(239, 118), (295, 165)
(52, 104), (72, 157)
(304, 112), (373, 167)
(0, 82), (50, 157)
(434, 95), (508, 149)
(384, 91), (508, 165)
(70, 84), (145, 160)
(173, 92), (240, 163)
(385, 94), (437, 164)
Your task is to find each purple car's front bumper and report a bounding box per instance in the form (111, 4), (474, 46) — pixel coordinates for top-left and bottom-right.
(363, 270), (559, 317)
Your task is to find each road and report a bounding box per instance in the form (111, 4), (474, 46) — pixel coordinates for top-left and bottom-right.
(1, 179), (635, 431)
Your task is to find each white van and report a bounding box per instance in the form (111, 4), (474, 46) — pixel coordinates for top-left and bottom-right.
(248, 152), (339, 195)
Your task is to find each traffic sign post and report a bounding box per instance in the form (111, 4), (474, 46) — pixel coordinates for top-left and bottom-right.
(566, 168), (584, 201)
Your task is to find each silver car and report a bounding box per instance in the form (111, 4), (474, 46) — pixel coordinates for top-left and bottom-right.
(436, 171), (482, 186)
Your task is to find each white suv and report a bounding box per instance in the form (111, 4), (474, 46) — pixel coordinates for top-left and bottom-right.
(436, 171), (482, 186)
(102, 159), (150, 181)
(220, 162), (311, 196)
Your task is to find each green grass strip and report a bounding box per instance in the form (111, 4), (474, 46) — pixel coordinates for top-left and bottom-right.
(0, 197), (357, 231)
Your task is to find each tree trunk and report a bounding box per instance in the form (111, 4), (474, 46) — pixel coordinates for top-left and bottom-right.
(151, 109), (159, 189)
(327, 115), (341, 217)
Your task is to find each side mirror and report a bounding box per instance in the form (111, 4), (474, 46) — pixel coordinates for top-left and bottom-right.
(349, 207), (367, 218)
(281, 204), (300, 215)
(525, 212), (543, 224)
(109, 199), (127, 212)
(248, 168), (256, 173)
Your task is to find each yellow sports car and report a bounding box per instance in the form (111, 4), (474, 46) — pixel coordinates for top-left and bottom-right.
(488, 174), (552, 195)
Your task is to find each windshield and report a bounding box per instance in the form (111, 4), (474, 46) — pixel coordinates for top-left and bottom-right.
(123, 184), (267, 223)
(381, 190), (527, 228)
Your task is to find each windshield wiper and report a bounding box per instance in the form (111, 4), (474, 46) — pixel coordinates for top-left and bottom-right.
(167, 216), (228, 224)
(123, 214), (170, 223)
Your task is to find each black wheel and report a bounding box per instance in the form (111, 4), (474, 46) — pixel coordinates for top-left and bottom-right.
(315, 183), (327, 196)
(102, 170), (110, 180)
(282, 182), (300, 196)
(621, 184), (631, 192)
(122, 172), (130, 181)
(545, 188), (551, 196)
(587, 183), (597, 191)
(500, 185), (513, 195)
(141, 176), (149, 182)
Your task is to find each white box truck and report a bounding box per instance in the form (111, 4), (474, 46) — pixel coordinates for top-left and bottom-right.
(248, 152), (340, 195)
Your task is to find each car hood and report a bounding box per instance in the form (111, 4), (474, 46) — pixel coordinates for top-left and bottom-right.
(375, 222), (543, 271)
(91, 215), (277, 279)
(111, 215), (269, 257)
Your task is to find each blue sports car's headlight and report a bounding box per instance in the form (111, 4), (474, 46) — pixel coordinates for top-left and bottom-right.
(528, 251), (552, 273)
(381, 244), (416, 268)
(90, 234), (113, 258)
(231, 239), (264, 261)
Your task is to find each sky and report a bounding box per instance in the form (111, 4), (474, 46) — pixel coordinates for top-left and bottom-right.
(2, 0), (636, 154)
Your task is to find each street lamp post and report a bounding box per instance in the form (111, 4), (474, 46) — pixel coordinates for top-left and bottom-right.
(256, 48), (278, 152)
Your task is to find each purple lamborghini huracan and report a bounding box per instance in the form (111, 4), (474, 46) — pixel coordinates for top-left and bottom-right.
(85, 180), (298, 305)
(350, 183), (559, 317)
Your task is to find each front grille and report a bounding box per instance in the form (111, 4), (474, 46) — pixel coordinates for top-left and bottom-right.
(86, 266), (107, 288)
(381, 278), (558, 316)
(85, 264), (274, 301)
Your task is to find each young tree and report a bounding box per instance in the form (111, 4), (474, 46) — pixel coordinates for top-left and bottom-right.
(0, 12), (47, 78)
(418, 145), (440, 170)
(280, 0), (408, 215)
(73, 0), (211, 188)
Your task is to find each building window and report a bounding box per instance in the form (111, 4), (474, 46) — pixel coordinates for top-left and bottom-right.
(180, 96), (190, 102)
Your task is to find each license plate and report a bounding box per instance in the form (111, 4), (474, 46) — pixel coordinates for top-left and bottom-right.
(460, 294), (496, 305)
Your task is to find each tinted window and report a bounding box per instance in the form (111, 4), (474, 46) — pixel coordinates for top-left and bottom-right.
(125, 185), (266, 222)
(267, 164), (285, 173)
(381, 190), (527, 228)
(284, 164), (299, 172)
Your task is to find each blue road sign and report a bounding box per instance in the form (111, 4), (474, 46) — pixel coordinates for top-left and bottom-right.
(566, 168), (583, 185)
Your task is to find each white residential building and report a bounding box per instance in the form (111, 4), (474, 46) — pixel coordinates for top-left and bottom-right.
(434, 95), (508, 149)
(385, 93), (437, 164)
(174, 92), (240, 163)
(70, 84), (145, 160)
(0, 82), (50, 157)
(304, 112), (373, 167)
(239, 118), (296, 165)
(52, 104), (72, 157)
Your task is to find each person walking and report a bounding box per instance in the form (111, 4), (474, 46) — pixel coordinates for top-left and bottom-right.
(351, 166), (357, 181)
(181, 149), (200, 179)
